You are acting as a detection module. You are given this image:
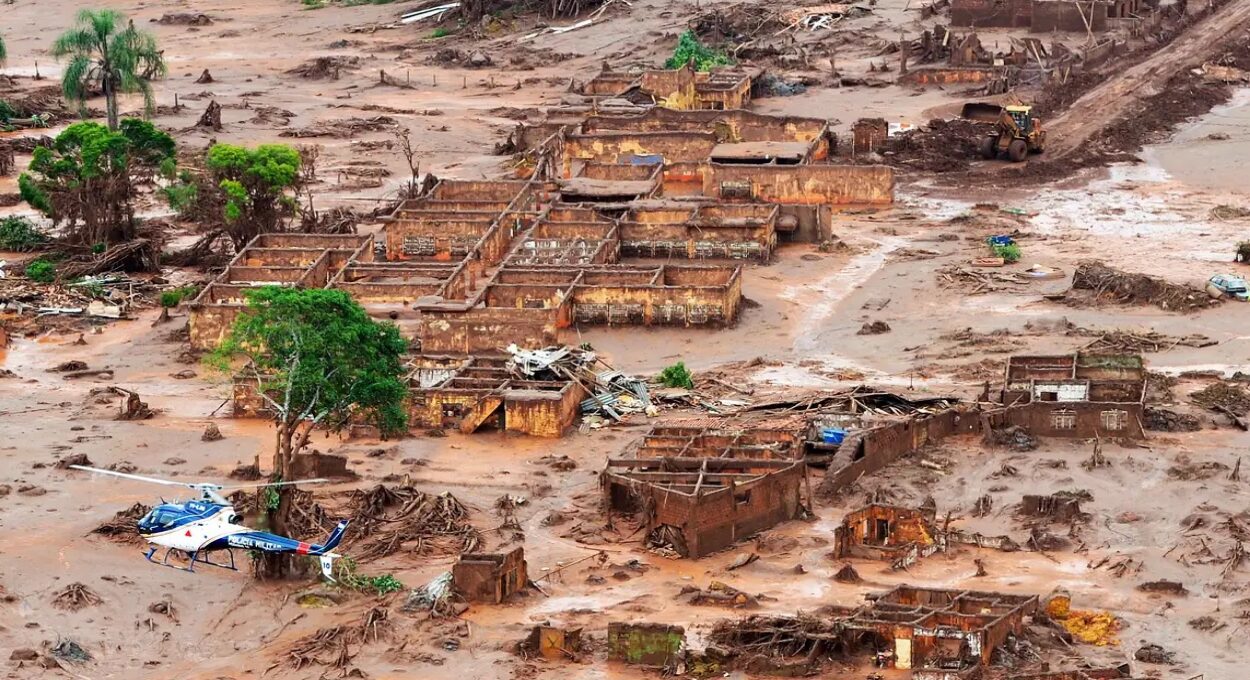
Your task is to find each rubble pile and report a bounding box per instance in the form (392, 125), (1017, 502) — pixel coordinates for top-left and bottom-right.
(1071, 261), (1217, 311)
(880, 118), (989, 172)
(984, 425), (1039, 452)
(1189, 382), (1250, 415)
(1143, 406), (1202, 432)
(506, 345), (654, 422)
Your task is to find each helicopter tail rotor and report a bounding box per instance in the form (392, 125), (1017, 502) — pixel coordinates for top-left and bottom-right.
(309, 519), (349, 582)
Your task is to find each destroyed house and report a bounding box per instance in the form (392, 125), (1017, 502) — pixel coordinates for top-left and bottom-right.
(561, 108), (833, 173)
(999, 354), (1146, 438)
(845, 586), (1039, 671)
(603, 455), (806, 558)
(619, 204), (779, 261)
(579, 63), (754, 111)
(190, 178), (748, 357)
(832, 504), (940, 568)
(188, 233), (374, 350)
(406, 355), (588, 437)
(632, 425), (802, 460)
(415, 263), (743, 354)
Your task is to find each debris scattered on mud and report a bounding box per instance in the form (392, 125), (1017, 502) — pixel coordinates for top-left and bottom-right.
(286, 56), (360, 80)
(279, 116), (398, 139)
(1135, 643), (1177, 665)
(202, 423), (224, 441)
(51, 583), (103, 610)
(286, 606), (390, 673)
(1077, 329), (1215, 353)
(984, 425), (1038, 452)
(856, 320), (891, 335)
(50, 639), (92, 664)
(153, 12), (214, 25)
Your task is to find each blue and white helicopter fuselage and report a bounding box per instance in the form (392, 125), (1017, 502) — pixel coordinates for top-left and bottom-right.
(72, 465), (347, 580)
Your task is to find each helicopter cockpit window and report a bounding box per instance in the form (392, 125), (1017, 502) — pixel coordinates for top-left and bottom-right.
(142, 509), (178, 529)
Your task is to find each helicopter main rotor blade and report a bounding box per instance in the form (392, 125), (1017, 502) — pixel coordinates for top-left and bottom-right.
(218, 478), (331, 490)
(69, 465), (199, 489)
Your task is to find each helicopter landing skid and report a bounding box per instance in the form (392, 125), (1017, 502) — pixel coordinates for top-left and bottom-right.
(145, 546), (238, 574)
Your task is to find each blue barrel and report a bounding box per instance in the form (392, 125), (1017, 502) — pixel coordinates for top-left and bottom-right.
(821, 428), (847, 445)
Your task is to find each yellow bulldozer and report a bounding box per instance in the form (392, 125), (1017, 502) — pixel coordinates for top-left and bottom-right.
(961, 102), (1045, 162)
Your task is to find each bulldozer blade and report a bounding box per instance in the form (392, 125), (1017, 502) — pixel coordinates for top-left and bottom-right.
(960, 102), (1005, 122)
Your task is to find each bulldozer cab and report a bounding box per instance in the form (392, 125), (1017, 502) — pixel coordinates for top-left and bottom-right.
(1005, 105), (1034, 135)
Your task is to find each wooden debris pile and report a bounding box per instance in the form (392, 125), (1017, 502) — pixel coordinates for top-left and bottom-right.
(937, 264), (1031, 294)
(1071, 261), (1216, 312)
(91, 502), (151, 544)
(51, 582), (103, 610)
(347, 484), (477, 561)
(1074, 328), (1215, 353)
(706, 614), (846, 673)
(285, 607), (389, 673)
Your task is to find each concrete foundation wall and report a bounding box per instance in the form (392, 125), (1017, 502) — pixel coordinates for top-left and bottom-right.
(704, 164), (894, 206)
(563, 132), (718, 174)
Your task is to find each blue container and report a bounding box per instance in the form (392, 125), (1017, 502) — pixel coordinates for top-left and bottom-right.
(821, 428), (847, 445)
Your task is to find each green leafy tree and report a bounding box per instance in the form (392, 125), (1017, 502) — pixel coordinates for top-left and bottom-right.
(53, 9), (167, 130)
(204, 143), (303, 250)
(18, 119), (175, 247)
(665, 30), (732, 72)
(210, 287), (408, 577)
(0, 33), (7, 68)
(658, 361), (695, 389)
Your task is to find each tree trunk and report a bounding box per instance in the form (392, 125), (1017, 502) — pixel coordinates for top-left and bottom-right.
(103, 73), (119, 131)
(258, 420), (298, 579)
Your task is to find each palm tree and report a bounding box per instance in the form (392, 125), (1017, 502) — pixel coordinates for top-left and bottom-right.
(52, 9), (166, 130)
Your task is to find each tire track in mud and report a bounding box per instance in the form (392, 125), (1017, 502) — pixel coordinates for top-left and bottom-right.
(1044, 0), (1250, 159)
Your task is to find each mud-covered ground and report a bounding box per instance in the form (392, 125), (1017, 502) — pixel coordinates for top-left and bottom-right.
(1, 0), (1250, 678)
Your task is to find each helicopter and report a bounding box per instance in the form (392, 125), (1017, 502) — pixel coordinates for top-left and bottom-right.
(71, 465), (349, 581)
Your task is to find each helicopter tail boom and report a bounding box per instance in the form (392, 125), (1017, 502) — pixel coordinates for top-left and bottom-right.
(309, 519), (349, 556)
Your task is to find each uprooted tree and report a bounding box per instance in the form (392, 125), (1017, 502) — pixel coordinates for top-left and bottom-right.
(18, 119), (175, 259)
(209, 287), (408, 578)
(53, 9), (166, 130)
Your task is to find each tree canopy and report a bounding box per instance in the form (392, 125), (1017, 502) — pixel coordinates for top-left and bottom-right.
(53, 9), (166, 130)
(0, 33), (8, 67)
(665, 30), (732, 72)
(205, 143), (303, 249)
(19, 119), (176, 245)
(214, 286), (409, 450)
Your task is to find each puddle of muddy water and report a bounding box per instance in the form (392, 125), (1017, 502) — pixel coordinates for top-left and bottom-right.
(1143, 87), (1250, 193)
